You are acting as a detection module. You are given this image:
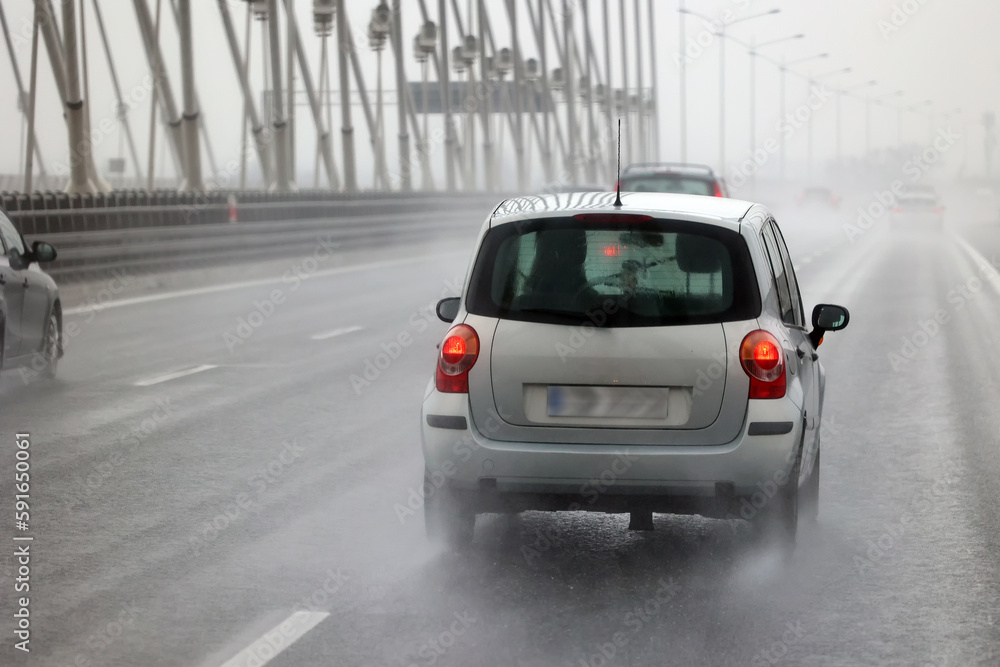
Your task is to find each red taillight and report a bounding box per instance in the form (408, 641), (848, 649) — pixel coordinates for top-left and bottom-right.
(753, 340), (780, 371)
(740, 330), (786, 399)
(933, 207), (943, 214)
(713, 182), (724, 197)
(892, 207), (903, 213)
(436, 324), (479, 393)
(613, 180), (620, 191)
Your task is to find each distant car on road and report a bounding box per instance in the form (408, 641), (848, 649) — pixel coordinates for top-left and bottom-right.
(891, 192), (945, 229)
(420, 192), (850, 551)
(797, 187), (840, 209)
(617, 163), (729, 198)
(0, 209), (61, 380)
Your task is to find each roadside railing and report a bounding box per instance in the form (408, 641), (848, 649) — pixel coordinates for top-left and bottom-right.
(2, 190), (504, 280)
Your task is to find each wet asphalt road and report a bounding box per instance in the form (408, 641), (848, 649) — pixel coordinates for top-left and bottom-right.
(1, 191), (999, 666)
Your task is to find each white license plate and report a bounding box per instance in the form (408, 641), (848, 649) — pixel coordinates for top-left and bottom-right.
(546, 386), (668, 419)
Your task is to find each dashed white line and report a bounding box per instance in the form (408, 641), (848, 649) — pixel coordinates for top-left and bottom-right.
(310, 325), (365, 341)
(218, 611), (328, 667)
(134, 364), (218, 387)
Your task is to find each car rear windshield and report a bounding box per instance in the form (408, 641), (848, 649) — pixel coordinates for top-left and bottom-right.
(466, 217), (761, 327)
(620, 175), (715, 196)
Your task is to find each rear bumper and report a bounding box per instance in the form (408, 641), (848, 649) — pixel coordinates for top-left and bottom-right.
(420, 384), (803, 514)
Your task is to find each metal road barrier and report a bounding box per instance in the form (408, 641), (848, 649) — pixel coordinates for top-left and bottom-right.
(1, 190), (503, 280)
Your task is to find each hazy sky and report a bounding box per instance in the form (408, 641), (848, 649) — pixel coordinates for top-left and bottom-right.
(0, 0), (997, 189)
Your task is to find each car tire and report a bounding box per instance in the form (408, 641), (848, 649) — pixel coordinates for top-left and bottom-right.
(752, 444), (801, 550)
(423, 472), (474, 550)
(41, 311), (60, 380)
(801, 447), (820, 524)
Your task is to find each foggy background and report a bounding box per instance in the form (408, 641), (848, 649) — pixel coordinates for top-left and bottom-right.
(1, 0), (997, 191)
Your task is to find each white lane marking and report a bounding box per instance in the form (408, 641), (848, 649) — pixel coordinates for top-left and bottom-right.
(134, 364), (218, 387)
(954, 235), (1000, 296)
(218, 611), (328, 667)
(310, 325), (365, 341)
(63, 251), (467, 316)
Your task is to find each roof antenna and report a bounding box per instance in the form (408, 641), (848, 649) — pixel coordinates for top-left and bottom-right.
(613, 119), (623, 208)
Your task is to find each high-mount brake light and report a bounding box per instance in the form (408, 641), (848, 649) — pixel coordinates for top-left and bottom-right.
(740, 330), (786, 399)
(713, 181), (724, 197)
(573, 213), (653, 224)
(436, 324), (479, 393)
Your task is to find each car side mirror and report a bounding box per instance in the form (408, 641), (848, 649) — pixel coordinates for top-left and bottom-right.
(436, 297), (461, 323)
(809, 303), (850, 347)
(32, 241), (57, 263)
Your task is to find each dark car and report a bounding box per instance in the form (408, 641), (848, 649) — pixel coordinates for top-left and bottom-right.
(0, 209), (62, 380)
(617, 163), (729, 198)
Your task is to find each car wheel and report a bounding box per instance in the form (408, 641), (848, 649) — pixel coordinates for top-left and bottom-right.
(752, 445), (800, 550)
(41, 311), (60, 379)
(423, 472), (474, 550)
(801, 446), (820, 524)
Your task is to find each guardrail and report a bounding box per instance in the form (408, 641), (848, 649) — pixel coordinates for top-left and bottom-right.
(2, 190), (503, 281)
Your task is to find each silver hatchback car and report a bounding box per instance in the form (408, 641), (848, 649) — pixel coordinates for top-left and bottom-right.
(420, 192), (849, 549)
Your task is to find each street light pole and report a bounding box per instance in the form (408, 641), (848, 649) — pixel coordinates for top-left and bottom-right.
(838, 80), (875, 167)
(647, 0), (659, 161)
(719, 23), (725, 174)
(806, 66), (850, 180)
(867, 89), (903, 158)
(746, 32), (802, 185)
(679, 0), (686, 162)
(778, 51), (827, 181)
(680, 7), (779, 177)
